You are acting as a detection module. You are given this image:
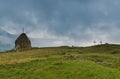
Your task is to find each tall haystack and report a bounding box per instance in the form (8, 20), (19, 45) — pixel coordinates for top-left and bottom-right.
(15, 33), (31, 51)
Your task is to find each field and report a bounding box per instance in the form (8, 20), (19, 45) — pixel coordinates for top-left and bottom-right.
(0, 44), (120, 79)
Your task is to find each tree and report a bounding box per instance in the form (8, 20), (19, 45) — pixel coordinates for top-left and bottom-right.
(93, 40), (96, 45)
(100, 41), (102, 45)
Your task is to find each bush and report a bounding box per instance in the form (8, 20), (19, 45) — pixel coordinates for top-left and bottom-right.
(59, 50), (66, 55)
(110, 50), (120, 54)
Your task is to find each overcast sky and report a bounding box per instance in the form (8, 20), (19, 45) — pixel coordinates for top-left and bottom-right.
(0, 0), (120, 47)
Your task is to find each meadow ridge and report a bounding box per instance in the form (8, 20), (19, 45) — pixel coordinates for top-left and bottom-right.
(0, 44), (120, 79)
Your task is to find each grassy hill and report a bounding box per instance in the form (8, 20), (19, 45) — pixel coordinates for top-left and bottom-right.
(0, 44), (120, 79)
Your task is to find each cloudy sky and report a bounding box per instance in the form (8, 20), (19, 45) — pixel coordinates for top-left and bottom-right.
(0, 0), (120, 48)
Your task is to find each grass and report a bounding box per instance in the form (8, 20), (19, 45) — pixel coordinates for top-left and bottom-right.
(0, 44), (120, 79)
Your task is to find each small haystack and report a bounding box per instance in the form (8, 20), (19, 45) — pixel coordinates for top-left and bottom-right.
(15, 33), (31, 51)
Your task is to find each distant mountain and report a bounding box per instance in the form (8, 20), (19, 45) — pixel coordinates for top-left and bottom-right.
(0, 42), (13, 52)
(0, 29), (17, 52)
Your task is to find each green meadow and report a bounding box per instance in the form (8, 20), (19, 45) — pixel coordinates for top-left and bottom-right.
(0, 44), (120, 79)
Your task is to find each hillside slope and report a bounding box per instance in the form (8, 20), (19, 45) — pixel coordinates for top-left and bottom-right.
(0, 44), (120, 79)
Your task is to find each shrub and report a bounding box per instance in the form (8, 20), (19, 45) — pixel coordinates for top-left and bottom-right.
(110, 50), (120, 54)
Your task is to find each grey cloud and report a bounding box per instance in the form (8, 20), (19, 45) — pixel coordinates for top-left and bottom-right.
(0, 0), (120, 51)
